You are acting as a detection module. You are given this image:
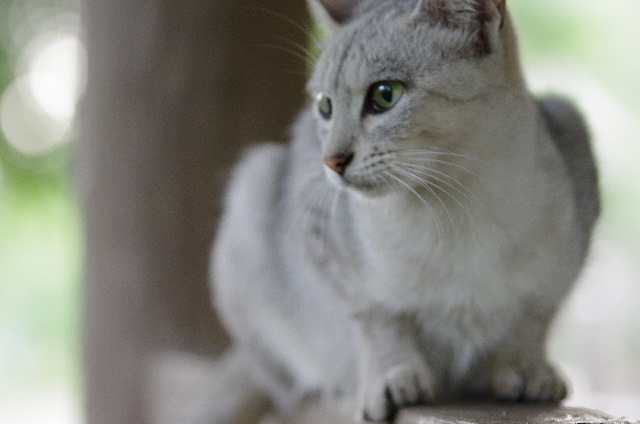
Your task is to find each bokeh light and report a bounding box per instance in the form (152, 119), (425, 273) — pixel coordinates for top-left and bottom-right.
(26, 32), (85, 123)
(1, 12), (84, 158)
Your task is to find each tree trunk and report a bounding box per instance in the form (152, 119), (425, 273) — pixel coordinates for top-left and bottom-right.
(80, 0), (308, 423)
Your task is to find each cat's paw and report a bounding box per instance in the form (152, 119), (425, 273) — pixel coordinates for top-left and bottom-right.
(360, 362), (436, 422)
(492, 362), (567, 402)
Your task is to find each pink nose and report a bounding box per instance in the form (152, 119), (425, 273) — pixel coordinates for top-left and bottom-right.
(324, 154), (353, 175)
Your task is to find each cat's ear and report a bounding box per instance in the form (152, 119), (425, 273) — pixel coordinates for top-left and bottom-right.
(308, 0), (358, 34)
(410, 0), (506, 54)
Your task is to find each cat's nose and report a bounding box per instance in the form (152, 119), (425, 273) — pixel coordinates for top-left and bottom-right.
(324, 153), (353, 175)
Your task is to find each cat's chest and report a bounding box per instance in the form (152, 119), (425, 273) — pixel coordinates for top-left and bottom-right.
(354, 199), (505, 311)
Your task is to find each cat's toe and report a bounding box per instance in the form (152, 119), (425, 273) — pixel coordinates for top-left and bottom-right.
(386, 363), (435, 407)
(361, 383), (393, 423)
(361, 363), (435, 422)
(493, 363), (567, 402)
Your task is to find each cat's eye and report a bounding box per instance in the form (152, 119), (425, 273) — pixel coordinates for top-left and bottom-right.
(364, 81), (404, 115)
(316, 92), (332, 120)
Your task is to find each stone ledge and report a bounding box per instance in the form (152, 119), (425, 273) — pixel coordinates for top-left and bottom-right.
(148, 352), (639, 424)
(396, 403), (639, 424)
(274, 400), (640, 424)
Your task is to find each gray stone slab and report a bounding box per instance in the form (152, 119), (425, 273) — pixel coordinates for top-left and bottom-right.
(396, 403), (639, 424)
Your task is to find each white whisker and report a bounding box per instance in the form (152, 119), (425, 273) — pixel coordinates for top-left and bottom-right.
(388, 164), (456, 230)
(397, 152), (480, 179)
(401, 162), (482, 209)
(257, 43), (316, 68)
(330, 186), (344, 219)
(400, 147), (486, 165)
(386, 151), (486, 241)
(272, 34), (318, 63)
(382, 170), (444, 242)
(251, 6), (322, 52)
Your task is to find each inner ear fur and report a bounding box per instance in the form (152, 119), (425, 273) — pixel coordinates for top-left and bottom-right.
(308, 0), (358, 33)
(479, 0), (506, 53)
(320, 0), (356, 23)
(410, 0), (506, 54)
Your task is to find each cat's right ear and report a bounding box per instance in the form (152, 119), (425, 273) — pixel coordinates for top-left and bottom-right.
(308, 0), (357, 34)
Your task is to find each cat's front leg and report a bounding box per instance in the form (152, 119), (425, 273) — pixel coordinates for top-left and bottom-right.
(353, 310), (435, 422)
(492, 358), (567, 402)
(491, 313), (567, 402)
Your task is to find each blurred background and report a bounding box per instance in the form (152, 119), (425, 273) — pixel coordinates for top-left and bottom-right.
(0, 0), (638, 423)
(0, 0), (83, 423)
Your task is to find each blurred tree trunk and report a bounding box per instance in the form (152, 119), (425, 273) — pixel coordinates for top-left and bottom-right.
(80, 0), (308, 423)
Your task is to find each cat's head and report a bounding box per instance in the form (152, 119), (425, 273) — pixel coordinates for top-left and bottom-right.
(307, 0), (523, 198)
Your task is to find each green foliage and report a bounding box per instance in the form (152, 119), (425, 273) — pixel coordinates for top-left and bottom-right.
(0, 0), (83, 408)
(511, 0), (640, 113)
(0, 172), (82, 398)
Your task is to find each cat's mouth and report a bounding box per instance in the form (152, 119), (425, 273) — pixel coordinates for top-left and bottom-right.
(323, 150), (399, 196)
(324, 164), (387, 196)
(344, 178), (379, 193)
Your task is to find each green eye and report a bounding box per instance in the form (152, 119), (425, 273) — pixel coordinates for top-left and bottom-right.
(316, 92), (332, 120)
(365, 81), (404, 115)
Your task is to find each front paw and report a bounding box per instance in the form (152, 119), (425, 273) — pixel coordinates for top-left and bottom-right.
(360, 362), (436, 422)
(492, 362), (567, 402)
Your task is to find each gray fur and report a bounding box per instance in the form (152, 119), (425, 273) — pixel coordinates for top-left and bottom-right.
(537, 96), (601, 241)
(190, 1), (600, 422)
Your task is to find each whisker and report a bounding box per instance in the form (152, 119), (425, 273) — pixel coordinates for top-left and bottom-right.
(388, 164), (456, 230)
(388, 159), (484, 241)
(280, 69), (314, 78)
(250, 6), (323, 51)
(404, 166), (486, 234)
(397, 153), (479, 178)
(272, 34), (318, 63)
(382, 170), (444, 242)
(400, 162), (482, 209)
(400, 147), (487, 164)
(329, 186), (344, 219)
(255, 43), (316, 68)
(397, 149), (486, 183)
(379, 172), (397, 192)
(419, 173), (479, 237)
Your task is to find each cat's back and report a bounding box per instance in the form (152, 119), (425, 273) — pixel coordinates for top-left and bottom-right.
(212, 143), (289, 330)
(217, 143), (287, 238)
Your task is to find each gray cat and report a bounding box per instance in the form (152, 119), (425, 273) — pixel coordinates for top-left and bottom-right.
(192, 0), (600, 422)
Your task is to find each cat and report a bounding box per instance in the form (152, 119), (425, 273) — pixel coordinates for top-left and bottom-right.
(187, 0), (600, 422)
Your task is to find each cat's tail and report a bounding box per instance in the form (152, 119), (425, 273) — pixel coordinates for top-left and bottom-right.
(179, 348), (270, 424)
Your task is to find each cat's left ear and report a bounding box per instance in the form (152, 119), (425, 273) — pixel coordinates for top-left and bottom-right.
(410, 0), (507, 54)
(308, 0), (358, 34)
(478, 0), (507, 54)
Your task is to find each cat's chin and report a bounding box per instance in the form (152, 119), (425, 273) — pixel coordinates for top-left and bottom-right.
(324, 166), (392, 198)
(348, 185), (390, 200)
(326, 176), (388, 199)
